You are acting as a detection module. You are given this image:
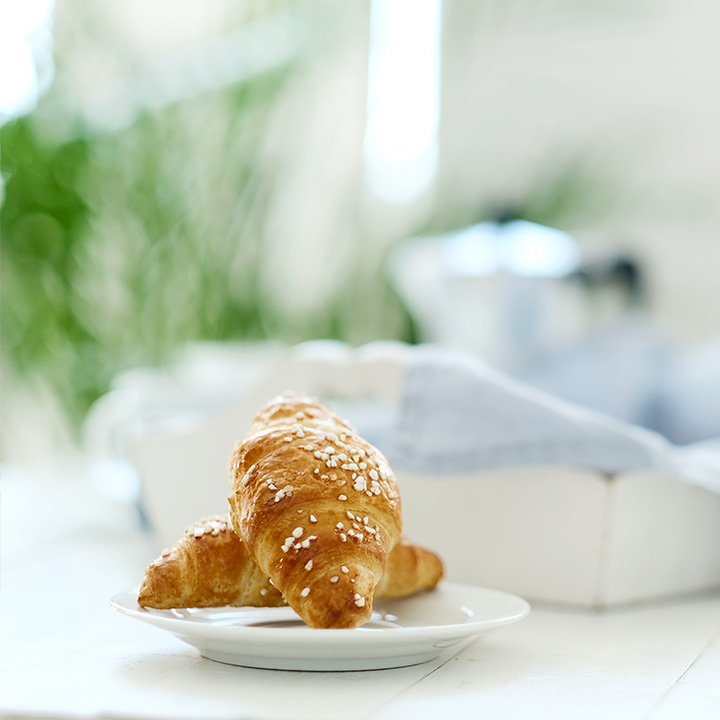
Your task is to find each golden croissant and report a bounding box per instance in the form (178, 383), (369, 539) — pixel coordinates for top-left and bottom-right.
(137, 514), (443, 609)
(227, 394), (404, 628)
(138, 515), (283, 609)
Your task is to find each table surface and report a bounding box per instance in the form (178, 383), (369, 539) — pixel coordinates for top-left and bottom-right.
(2, 464), (720, 720)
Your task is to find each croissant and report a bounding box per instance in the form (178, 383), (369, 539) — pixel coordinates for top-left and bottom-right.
(137, 515), (283, 609)
(376, 535), (444, 598)
(137, 515), (443, 609)
(228, 394), (403, 628)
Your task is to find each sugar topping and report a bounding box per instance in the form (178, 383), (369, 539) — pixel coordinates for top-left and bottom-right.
(274, 486), (293, 502)
(188, 516), (230, 538)
(282, 535), (295, 552)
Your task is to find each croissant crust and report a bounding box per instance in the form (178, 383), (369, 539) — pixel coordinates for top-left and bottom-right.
(228, 394), (403, 628)
(138, 515), (443, 610)
(137, 515), (282, 609)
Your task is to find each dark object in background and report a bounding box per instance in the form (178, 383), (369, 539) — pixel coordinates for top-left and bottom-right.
(572, 254), (646, 307)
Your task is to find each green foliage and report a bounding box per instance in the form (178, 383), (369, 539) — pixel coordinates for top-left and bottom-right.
(1, 55), (416, 435)
(1, 69), (290, 428)
(1, 117), (98, 421)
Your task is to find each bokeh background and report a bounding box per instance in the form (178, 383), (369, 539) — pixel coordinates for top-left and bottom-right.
(3, 0), (719, 463)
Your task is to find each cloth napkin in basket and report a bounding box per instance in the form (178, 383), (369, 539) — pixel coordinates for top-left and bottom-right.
(381, 347), (720, 494)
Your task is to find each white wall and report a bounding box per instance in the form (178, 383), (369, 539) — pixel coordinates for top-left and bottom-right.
(437, 0), (720, 345)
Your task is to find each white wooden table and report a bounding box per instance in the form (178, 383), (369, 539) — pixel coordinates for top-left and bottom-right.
(2, 464), (719, 720)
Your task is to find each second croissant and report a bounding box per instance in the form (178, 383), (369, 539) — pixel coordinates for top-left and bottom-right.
(138, 514), (444, 610)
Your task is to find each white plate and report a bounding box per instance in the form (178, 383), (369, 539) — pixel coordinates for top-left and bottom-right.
(110, 582), (529, 671)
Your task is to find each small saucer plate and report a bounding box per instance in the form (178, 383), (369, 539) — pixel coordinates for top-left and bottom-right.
(110, 581), (530, 671)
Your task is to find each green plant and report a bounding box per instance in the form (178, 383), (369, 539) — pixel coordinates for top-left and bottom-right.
(1, 51), (416, 441)
(1, 66), (297, 431)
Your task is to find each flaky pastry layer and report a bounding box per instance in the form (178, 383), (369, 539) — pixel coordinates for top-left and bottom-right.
(228, 394), (403, 628)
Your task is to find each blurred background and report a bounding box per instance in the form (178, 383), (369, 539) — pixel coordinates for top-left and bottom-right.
(2, 0), (719, 465)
